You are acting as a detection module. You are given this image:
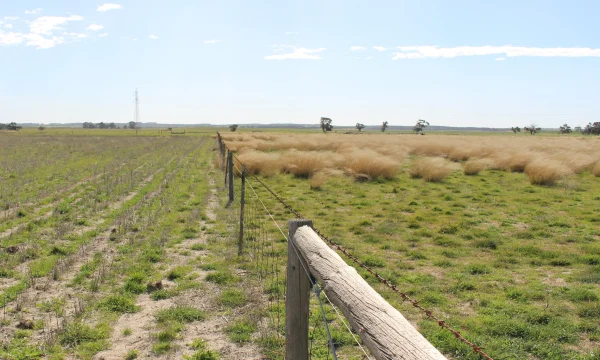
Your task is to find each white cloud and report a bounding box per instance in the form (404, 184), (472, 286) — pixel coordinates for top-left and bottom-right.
(99, 32), (108, 37)
(350, 46), (366, 51)
(393, 45), (600, 59)
(25, 8), (43, 15)
(0, 14), (85, 49)
(149, 34), (159, 39)
(365, 56), (373, 60)
(373, 46), (386, 51)
(0, 31), (25, 45)
(4, 16), (19, 21)
(204, 39), (219, 44)
(265, 45), (326, 60)
(25, 33), (64, 49)
(4, 24), (13, 29)
(495, 57), (506, 61)
(97, 4), (122, 12)
(87, 24), (104, 31)
(30, 15), (83, 35)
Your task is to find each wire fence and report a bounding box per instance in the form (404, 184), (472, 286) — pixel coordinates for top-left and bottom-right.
(215, 132), (494, 360)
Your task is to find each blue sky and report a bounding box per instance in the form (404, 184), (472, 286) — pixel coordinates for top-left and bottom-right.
(1, 0), (599, 127)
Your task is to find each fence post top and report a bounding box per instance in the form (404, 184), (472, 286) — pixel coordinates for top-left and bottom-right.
(288, 219), (313, 228)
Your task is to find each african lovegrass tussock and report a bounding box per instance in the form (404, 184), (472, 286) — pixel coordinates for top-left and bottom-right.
(463, 159), (489, 175)
(410, 157), (455, 182)
(524, 159), (571, 185)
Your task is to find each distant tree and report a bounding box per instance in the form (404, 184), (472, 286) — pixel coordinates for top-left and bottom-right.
(97, 122), (107, 129)
(381, 121), (389, 132)
(83, 122), (95, 129)
(229, 124), (238, 132)
(511, 126), (521, 134)
(575, 126), (583, 134)
(355, 123), (365, 132)
(128, 121), (137, 129)
(6, 122), (21, 131)
(320, 117), (333, 133)
(38, 126), (45, 131)
(582, 122), (600, 135)
(0, 123), (6, 130)
(524, 125), (541, 135)
(167, 127), (173, 132)
(413, 119), (429, 135)
(108, 122), (116, 129)
(559, 124), (572, 134)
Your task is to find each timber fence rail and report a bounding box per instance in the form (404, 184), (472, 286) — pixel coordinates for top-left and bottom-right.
(215, 132), (494, 360)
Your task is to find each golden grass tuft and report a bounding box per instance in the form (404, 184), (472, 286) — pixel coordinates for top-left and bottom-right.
(410, 157), (455, 182)
(280, 150), (333, 177)
(343, 149), (400, 180)
(524, 159), (570, 185)
(593, 162), (600, 177)
(235, 150), (280, 177)
(309, 172), (329, 190)
(463, 159), (489, 175)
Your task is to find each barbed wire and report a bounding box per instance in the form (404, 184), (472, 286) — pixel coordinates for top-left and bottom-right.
(244, 174), (370, 359)
(222, 137), (494, 360)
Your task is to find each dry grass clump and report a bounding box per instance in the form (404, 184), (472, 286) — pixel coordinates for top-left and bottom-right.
(309, 172), (329, 190)
(524, 159), (571, 185)
(343, 149), (400, 179)
(593, 162), (600, 177)
(235, 150), (280, 177)
(492, 152), (532, 172)
(280, 150), (334, 177)
(410, 157), (455, 182)
(463, 159), (489, 175)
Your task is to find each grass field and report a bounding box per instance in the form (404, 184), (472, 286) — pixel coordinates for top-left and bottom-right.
(221, 131), (600, 359)
(1, 128), (599, 359)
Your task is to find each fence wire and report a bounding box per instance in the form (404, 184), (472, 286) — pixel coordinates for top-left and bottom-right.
(224, 157), (368, 359)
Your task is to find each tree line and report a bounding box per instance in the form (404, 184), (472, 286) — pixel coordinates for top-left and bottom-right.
(83, 121), (138, 129)
(0, 122), (22, 131)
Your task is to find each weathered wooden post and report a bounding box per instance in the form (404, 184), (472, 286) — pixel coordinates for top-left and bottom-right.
(286, 219), (313, 360)
(238, 165), (246, 256)
(293, 226), (447, 360)
(227, 151), (234, 205)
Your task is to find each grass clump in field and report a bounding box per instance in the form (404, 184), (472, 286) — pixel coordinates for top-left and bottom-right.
(225, 318), (256, 343)
(186, 339), (220, 360)
(524, 159), (569, 185)
(309, 171), (329, 190)
(463, 159), (488, 175)
(97, 294), (139, 313)
(205, 270), (238, 284)
(218, 289), (248, 308)
(156, 306), (205, 323)
(235, 150), (280, 177)
(592, 162), (600, 177)
(410, 157), (455, 182)
(343, 149), (400, 179)
(281, 150), (332, 177)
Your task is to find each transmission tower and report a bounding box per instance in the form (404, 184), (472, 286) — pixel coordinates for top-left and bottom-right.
(134, 88), (140, 124)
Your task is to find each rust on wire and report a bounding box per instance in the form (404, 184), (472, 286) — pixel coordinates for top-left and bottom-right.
(220, 138), (494, 360)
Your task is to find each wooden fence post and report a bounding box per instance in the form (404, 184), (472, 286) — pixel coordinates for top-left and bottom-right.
(292, 226), (447, 360)
(227, 151), (234, 205)
(238, 165), (246, 256)
(286, 219), (313, 360)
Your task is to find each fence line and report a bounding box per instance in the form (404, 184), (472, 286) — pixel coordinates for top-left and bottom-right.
(216, 133), (494, 360)
(236, 160), (364, 359)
